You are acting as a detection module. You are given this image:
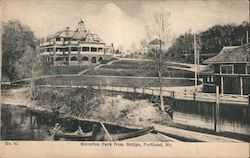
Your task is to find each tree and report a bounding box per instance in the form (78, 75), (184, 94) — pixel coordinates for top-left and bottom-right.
(14, 46), (43, 79)
(2, 20), (36, 82)
(139, 39), (148, 54)
(166, 32), (194, 62)
(131, 42), (137, 58)
(145, 10), (171, 112)
(166, 22), (250, 63)
(14, 46), (45, 99)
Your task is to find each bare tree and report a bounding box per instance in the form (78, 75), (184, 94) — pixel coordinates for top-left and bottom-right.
(145, 10), (171, 112)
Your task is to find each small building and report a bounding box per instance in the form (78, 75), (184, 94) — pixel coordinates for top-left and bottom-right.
(39, 20), (113, 66)
(202, 44), (250, 95)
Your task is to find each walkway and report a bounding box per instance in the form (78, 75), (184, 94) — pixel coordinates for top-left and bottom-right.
(76, 58), (120, 76)
(120, 58), (208, 73)
(38, 84), (249, 105)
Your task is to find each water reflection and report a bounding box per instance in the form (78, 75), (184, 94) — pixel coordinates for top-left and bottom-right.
(1, 105), (55, 140)
(1, 104), (138, 141)
(174, 112), (250, 135)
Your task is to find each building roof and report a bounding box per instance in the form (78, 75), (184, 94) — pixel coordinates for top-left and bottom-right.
(47, 20), (103, 42)
(203, 44), (250, 64)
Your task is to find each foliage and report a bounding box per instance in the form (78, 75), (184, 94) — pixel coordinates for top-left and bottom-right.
(166, 32), (194, 61)
(200, 22), (249, 54)
(2, 20), (37, 82)
(35, 87), (170, 126)
(35, 87), (104, 118)
(14, 46), (44, 79)
(145, 10), (172, 111)
(165, 22), (250, 62)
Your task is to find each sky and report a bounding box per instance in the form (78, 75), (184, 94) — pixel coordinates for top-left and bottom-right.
(2, 0), (249, 50)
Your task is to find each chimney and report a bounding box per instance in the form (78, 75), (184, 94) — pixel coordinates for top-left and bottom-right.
(66, 27), (70, 36)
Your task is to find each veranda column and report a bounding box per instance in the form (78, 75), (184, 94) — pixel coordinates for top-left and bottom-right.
(53, 46), (56, 66)
(68, 47), (71, 65)
(240, 76), (243, 96)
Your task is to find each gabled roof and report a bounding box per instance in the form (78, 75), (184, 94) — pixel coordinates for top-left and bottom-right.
(48, 30), (77, 39)
(203, 44), (250, 64)
(47, 20), (103, 42)
(72, 30), (88, 40)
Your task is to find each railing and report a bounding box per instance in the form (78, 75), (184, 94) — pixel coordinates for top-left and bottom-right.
(38, 84), (249, 105)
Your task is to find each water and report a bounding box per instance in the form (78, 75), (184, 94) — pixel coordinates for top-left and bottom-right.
(0, 104), (141, 141)
(173, 112), (250, 135)
(1, 105), (55, 140)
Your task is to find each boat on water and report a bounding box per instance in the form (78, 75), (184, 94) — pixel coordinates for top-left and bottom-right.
(48, 123), (154, 141)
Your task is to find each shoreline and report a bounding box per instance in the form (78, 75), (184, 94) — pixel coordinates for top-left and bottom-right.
(2, 101), (248, 143)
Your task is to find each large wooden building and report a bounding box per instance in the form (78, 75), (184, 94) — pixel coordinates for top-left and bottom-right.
(202, 44), (250, 95)
(39, 20), (113, 66)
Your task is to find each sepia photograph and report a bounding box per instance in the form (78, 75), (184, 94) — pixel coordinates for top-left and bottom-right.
(0, 0), (250, 157)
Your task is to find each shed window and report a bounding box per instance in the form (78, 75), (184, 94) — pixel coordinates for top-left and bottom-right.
(220, 65), (234, 74)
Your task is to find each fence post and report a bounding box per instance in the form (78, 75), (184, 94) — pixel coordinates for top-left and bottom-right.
(172, 91), (175, 99)
(215, 86), (220, 132)
(193, 92), (196, 101)
(143, 88), (145, 95)
(152, 89), (154, 95)
(171, 91), (175, 120)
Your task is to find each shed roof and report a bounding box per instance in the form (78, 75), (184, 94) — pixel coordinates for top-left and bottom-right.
(203, 44), (250, 64)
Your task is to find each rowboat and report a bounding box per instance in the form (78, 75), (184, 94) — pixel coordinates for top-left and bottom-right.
(48, 125), (154, 141)
(48, 130), (93, 141)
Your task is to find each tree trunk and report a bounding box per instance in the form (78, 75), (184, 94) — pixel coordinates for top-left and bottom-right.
(159, 41), (164, 111)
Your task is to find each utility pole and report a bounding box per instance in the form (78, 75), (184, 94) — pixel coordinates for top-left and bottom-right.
(215, 86), (220, 132)
(194, 33), (198, 90)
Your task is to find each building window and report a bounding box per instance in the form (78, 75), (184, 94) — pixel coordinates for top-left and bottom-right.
(70, 56), (78, 61)
(247, 65), (250, 74)
(91, 57), (96, 63)
(98, 57), (103, 62)
(91, 47), (97, 52)
(64, 38), (70, 41)
(82, 47), (89, 52)
(71, 47), (78, 51)
(220, 65), (234, 74)
(46, 48), (53, 52)
(82, 57), (89, 61)
(55, 57), (62, 61)
(56, 48), (64, 52)
(64, 47), (69, 52)
(56, 38), (60, 41)
(98, 48), (103, 52)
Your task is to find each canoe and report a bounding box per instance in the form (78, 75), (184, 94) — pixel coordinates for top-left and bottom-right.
(48, 130), (93, 141)
(112, 126), (154, 141)
(48, 126), (154, 141)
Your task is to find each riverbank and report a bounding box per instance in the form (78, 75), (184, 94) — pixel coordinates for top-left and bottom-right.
(1, 87), (169, 127)
(1, 87), (246, 142)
